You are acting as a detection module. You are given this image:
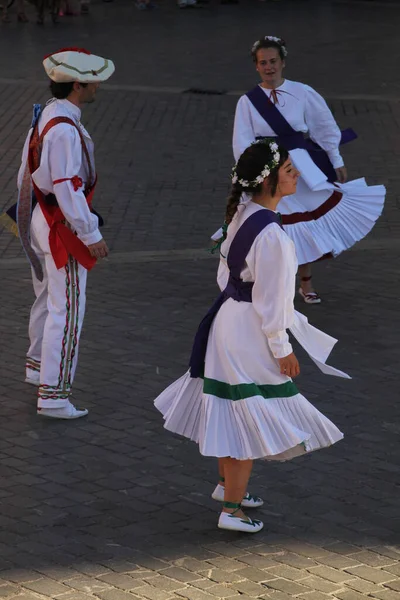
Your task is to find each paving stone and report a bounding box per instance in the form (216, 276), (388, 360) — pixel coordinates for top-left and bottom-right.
(0, 585), (19, 598)
(197, 570), (243, 585)
(385, 564), (400, 576)
(265, 564), (307, 581)
(190, 580), (215, 591)
(385, 582), (400, 592)
(345, 578), (383, 594)
(204, 584), (240, 598)
(264, 578), (310, 595)
(298, 575), (343, 594)
(132, 584), (175, 600)
(99, 573), (147, 591)
(173, 559), (207, 574)
(273, 553), (317, 569)
(97, 590), (143, 600)
(372, 591), (400, 600)
(61, 576), (113, 594)
(237, 556), (278, 570)
(205, 558), (243, 573)
(0, 569), (41, 583)
(344, 566), (396, 584)
(161, 568), (201, 584)
(230, 580), (267, 596)
(232, 567), (276, 583)
(335, 590), (371, 600)
(176, 590), (215, 600)
(144, 576), (188, 593)
(350, 551), (398, 568)
(317, 554), (363, 570)
(307, 565), (354, 583)
(298, 593), (332, 600)
(22, 578), (70, 596)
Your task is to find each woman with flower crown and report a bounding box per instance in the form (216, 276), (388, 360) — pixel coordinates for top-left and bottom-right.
(214, 36), (385, 304)
(155, 140), (348, 534)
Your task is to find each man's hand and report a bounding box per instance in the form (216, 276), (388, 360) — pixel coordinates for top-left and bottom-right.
(335, 166), (347, 184)
(278, 352), (300, 378)
(87, 239), (109, 259)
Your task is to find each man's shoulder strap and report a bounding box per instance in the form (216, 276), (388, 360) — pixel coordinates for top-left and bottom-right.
(29, 116), (93, 182)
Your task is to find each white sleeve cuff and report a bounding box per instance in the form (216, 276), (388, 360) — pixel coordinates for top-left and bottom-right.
(266, 331), (293, 359)
(327, 150), (344, 169)
(79, 229), (103, 246)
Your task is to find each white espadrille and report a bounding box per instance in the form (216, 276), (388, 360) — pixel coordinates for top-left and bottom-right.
(37, 401), (88, 420)
(218, 511), (264, 533)
(212, 484), (264, 508)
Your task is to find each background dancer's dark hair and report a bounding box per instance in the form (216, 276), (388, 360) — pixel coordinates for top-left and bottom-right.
(50, 81), (88, 99)
(251, 37), (287, 62)
(225, 140), (288, 224)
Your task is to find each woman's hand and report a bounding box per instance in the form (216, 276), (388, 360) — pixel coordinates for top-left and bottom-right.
(278, 352), (300, 378)
(335, 166), (347, 184)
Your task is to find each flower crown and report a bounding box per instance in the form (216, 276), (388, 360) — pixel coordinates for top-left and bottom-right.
(231, 139), (281, 188)
(251, 36), (288, 57)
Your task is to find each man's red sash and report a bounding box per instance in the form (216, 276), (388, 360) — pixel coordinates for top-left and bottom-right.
(28, 116), (97, 271)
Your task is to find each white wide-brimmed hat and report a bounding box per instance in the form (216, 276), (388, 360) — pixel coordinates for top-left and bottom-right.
(43, 47), (115, 83)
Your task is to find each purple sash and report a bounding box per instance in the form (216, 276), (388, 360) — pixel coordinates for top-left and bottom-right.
(189, 210), (281, 378)
(246, 86), (357, 183)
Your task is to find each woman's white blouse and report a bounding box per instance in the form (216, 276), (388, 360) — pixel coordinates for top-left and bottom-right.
(233, 80), (344, 169)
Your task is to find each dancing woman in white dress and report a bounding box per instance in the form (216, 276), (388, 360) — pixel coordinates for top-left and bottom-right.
(155, 139), (348, 534)
(217, 36), (385, 304)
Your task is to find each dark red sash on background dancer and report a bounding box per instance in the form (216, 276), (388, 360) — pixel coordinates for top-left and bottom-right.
(189, 210), (281, 378)
(246, 86), (357, 183)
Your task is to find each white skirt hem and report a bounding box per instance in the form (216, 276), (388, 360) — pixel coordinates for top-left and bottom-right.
(155, 372), (343, 462)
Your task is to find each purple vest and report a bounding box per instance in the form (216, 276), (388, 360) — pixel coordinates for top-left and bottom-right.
(246, 86), (357, 183)
(189, 210), (281, 378)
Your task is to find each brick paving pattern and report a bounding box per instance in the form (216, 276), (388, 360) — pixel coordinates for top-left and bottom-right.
(0, 1), (400, 599)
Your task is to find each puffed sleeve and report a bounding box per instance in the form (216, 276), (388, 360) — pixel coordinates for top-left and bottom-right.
(248, 223), (296, 359)
(33, 125), (102, 246)
(304, 84), (344, 169)
(232, 96), (257, 161)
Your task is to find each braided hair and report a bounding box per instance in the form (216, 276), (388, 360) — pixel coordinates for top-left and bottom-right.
(225, 140), (288, 225)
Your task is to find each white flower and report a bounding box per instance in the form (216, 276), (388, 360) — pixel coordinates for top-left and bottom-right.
(270, 142), (278, 151)
(239, 179), (249, 187)
(273, 152), (280, 162)
(255, 175), (264, 184)
(232, 174), (238, 184)
(264, 36), (287, 56)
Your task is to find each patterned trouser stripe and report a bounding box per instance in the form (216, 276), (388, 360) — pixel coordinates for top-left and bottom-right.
(38, 257), (80, 401)
(26, 357), (41, 372)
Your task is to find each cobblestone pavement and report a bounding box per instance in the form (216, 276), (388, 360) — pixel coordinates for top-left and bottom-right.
(1, 1), (400, 599)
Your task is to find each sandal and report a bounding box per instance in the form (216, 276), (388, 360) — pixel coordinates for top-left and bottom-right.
(299, 276), (321, 304)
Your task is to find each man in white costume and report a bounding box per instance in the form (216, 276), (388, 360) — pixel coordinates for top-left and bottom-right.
(16, 47), (115, 419)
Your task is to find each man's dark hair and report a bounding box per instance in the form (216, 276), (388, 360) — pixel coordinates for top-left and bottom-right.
(49, 80), (88, 99)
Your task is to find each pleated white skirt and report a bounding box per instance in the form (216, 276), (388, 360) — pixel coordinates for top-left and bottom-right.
(278, 177), (386, 265)
(155, 300), (344, 461)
